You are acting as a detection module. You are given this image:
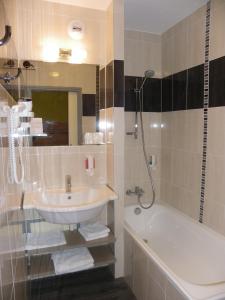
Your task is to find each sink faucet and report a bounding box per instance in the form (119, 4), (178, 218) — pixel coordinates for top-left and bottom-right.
(65, 175), (71, 193)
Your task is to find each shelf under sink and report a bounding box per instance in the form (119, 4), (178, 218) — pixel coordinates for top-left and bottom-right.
(27, 230), (116, 256)
(28, 246), (115, 281)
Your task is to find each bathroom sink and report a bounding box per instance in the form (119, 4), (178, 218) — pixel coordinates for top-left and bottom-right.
(32, 185), (117, 224)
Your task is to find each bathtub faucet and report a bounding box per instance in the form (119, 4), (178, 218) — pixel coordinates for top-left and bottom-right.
(126, 186), (144, 198)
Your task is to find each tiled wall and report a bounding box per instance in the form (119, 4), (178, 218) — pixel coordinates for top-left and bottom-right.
(125, 112), (161, 205)
(124, 1), (225, 237)
(106, 0), (124, 63)
(24, 145), (107, 190)
(125, 30), (162, 78)
(124, 28), (163, 206)
(160, 109), (203, 220)
(161, 0), (225, 234)
(160, 64), (204, 220)
(161, 5), (206, 76)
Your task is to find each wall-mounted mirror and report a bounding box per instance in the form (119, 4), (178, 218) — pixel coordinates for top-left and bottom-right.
(0, 0), (108, 146)
(1, 60), (100, 146)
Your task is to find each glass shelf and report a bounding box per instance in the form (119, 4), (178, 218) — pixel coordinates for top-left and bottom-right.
(0, 133), (47, 137)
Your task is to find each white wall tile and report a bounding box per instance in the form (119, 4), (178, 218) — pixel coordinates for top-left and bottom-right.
(125, 112), (161, 206)
(125, 30), (162, 78)
(24, 145), (107, 190)
(210, 0), (225, 61)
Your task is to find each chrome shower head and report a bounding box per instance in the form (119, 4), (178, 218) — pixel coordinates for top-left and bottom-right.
(138, 69), (155, 91)
(144, 69), (155, 78)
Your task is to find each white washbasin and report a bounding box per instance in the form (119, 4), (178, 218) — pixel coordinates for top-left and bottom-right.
(32, 185), (117, 224)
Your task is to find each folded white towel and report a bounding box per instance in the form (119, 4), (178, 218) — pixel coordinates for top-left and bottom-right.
(25, 231), (66, 251)
(79, 223), (110, 241)
(52, 247), (94, 275)
(54, 262), (94, 275)
(80, 231), (109, 242)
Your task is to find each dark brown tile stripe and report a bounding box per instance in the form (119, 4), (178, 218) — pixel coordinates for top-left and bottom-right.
(82, 94), (96, 116)
(96, 65), (100, 131)
(162, 75), (173, 112)
(114, 60), (125, 107)
(125, 76), (142, 111)
(187, 64), (204, 109)
(125, 76), (162, 112)
(125, 62), (206, 112)
(100, 68), (106, 110)
(125, 49), (225, 112)
(105, 60), (125, 108)
(106, 61), (114, 108)
(172, 70), (187, 111)
(209, 56), (225, 107)
(143, 78), (162, 112)
(199, 0), (211, 223)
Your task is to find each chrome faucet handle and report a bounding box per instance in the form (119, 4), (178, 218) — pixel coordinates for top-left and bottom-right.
(126, 186), (144, 197)
(135, 186), (144, 196)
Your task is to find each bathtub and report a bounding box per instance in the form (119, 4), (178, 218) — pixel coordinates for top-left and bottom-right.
(124, 204), (225, 300)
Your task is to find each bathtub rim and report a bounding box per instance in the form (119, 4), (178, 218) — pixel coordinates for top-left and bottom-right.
(126, 202), (225, 243)
(124, 203), (225, 300)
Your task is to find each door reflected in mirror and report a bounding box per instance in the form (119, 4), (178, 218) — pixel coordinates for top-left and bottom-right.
(32, 89), (82, 146)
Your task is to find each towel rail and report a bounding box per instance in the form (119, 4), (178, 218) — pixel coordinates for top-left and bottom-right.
(0, 25), (12, 46)
(0, 67), (21, 84)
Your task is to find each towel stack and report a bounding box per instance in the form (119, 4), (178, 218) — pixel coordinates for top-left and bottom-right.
(78, 223), (110, 241)
(25, 231), (66, 251)
(52, 247), (94, 275)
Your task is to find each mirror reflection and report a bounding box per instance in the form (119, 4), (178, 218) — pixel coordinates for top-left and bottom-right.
(0, 59), (100, 146)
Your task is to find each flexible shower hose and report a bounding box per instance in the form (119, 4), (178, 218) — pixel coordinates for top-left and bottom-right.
(137, 89), (155, 209)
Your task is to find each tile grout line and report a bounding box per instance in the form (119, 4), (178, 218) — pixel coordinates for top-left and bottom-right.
(199, 0), (211, 223)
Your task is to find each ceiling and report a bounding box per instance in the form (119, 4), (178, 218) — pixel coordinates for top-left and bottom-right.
(43, 0), (112, 11)
(44, 0), (208, 34)
(125, 0), (208, 34)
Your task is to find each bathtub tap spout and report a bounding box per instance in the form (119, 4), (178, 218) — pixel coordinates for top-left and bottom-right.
(126, 186), (144, 198)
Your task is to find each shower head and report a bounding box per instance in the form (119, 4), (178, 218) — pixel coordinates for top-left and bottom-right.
(138, 69), (155, 91)
(134, 70), (155, 93)
(144, 69), (155, 78)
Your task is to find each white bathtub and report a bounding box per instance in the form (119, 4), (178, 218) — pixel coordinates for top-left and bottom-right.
(124, 204), (225, 300)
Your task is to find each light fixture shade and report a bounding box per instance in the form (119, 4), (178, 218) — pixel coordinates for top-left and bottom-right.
(68, 20), (85, 40)
(59, 48), (72, 58)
